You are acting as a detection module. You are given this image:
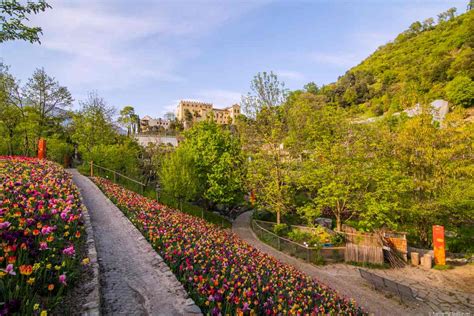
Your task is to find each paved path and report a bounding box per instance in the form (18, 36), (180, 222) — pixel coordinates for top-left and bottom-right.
(232, 212), (430, 316)
(70, 170), (201, 316)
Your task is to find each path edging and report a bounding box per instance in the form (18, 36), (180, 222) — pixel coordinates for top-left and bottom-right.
(77, 188), (101, 315)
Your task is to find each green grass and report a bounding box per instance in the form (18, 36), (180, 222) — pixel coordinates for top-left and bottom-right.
(155, 192), (232, 229)
(347, 261), (390, 269)
(433, 264), (454, 271)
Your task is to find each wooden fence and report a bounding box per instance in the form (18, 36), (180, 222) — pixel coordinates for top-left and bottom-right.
(341, 225), (407, 265)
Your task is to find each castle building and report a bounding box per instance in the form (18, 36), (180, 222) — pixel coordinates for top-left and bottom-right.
(140, 116), (171, 133)
(176, 100), (241, 127)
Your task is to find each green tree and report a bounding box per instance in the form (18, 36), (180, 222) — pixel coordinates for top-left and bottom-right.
(0, 65), (21, 155)
(286, 93), (409, 231)
(45, 136), (73, 165)
(239, 72), (290, 224)
(303, 82), (319, 94)
(0, 64), (42, 155)
(445, 75), (474, 108)
(184, 109), (193, 128)
(182, 120), (245, 207)
(164, 111), (175, 121)
(0, 0), (51, 43)
(159, 148), (199, 210)
(241, 71), (288, 118)
(118, 106), (138, 136)
(394, 109), (473, 246)
(23, 68), (73, 142)
(85, 139), (141, 177)
(295, 118), (365, 231)
(71, 91), (117, 156)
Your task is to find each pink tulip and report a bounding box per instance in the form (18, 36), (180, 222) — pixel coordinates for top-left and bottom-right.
(59, 274), (67, 285)
(62, 245), (75, 256)
(3, 264), (16, 275)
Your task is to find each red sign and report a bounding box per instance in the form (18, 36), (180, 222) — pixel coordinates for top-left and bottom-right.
(250, 190), (256, 206)
(433, 225), (446, 265)
(38, 138), (46, 159)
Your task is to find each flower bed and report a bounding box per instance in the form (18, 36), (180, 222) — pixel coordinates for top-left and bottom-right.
(0, 157), (86, 315)
(92, 176), (366, 315)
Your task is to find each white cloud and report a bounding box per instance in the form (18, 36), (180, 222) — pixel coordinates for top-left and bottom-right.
(26, 0), (266, 91)
(276, 70), (305, 81)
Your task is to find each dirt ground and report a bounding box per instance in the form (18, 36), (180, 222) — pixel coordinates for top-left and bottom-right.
(233, 211), (474, 315)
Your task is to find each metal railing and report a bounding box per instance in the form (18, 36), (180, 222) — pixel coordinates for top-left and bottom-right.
(88, 161), (231, 228)
(90, 161), (148, 194)
(252, 220), (346, 264)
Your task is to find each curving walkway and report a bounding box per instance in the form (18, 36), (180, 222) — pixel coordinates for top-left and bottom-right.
(69, 170), (201, 316)
(232, 211), (429, 316)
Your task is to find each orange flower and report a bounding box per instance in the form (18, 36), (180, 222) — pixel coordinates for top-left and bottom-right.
(47, 235), (54, 242)
(20, 243), (27, 250)
(48, 284), (54, 291)
(75, 231), (81, 238)
(33, 229), (40, 236)
(19, 265), (33, 276)
(7, 256), (16, 264)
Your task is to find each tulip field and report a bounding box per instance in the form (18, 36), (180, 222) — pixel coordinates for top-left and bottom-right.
(0, 157), (86, 315)
(92, 176), (366, 315)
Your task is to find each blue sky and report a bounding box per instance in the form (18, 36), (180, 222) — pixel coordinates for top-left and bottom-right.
(1, 0), (468, 117)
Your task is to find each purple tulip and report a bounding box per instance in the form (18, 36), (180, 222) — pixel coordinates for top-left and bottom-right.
(0, 222), (10, 230)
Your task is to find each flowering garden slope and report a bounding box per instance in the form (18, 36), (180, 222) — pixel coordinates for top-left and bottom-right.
(92, 176), (366, 316)
(0, 157), (86, 315)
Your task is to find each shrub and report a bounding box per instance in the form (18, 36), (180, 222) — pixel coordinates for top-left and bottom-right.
(46, 137), (74, 165)
(288, 228), (312, 243)
(273, 223), (289, 236)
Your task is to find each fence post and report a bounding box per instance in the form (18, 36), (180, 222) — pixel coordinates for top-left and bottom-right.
(306, 248), (310, 262)
(113, 171), (116, 183)
(277, 238), (281, 251)
(90, 161), (93, 177)
(141, 184), (144, 195)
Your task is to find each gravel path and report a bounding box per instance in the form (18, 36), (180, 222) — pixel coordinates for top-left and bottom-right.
(70, 170), (201, 316)
(232, 211), (430, 316)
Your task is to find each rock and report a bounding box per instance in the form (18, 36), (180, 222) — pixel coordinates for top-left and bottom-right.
(421, 254), (432, 269)
(184, 304), (202, 314)
(315, 217), (332, 228)
(411, 252), (420, 266)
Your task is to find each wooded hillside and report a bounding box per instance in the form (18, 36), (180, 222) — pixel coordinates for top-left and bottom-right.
(317, 8), (474, 115)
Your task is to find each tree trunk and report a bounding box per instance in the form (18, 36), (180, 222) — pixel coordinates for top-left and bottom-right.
(8, 129), (13, 155)
(277, 210), (281, 225)
(336, 214), (342, 232)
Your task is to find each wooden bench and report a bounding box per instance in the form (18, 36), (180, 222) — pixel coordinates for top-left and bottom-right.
(359, 269), (417, 302)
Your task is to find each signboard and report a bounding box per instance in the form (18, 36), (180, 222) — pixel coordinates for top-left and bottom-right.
(250, 190), (256, 206)
(433, 225), (446, 266)
(38, 138), (46, 159)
